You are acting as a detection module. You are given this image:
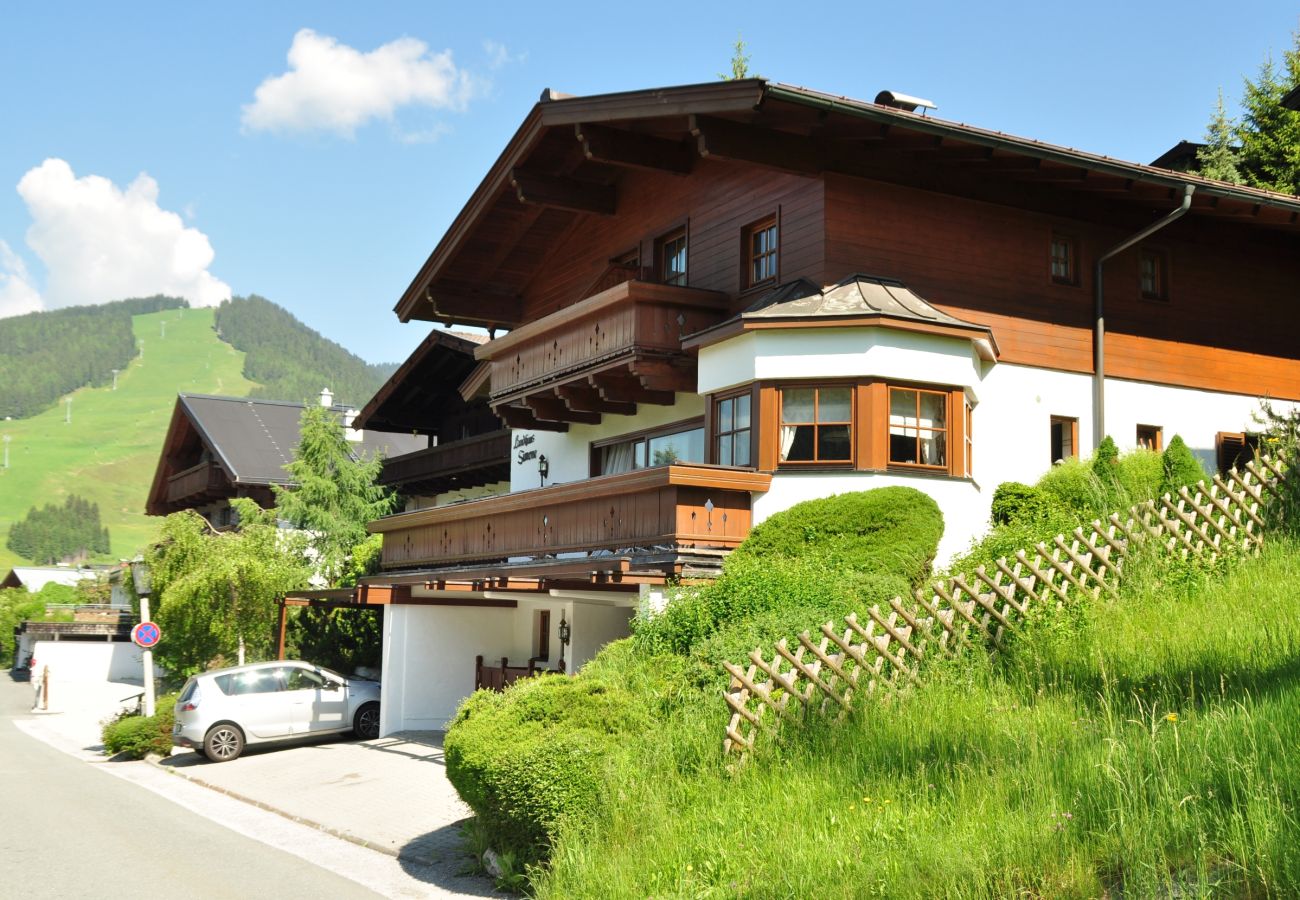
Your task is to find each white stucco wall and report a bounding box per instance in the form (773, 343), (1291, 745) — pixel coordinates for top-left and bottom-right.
(509, 393), (706, 490)
(26, 640), (163, 684)
(568, 602), (634, 671)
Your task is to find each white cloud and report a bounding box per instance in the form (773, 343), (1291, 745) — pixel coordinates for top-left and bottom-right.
(0, 239), (42, 319)
(482, 40), (523, 70)
(242, 29), (479, 137)
(15, 158), (232, 311)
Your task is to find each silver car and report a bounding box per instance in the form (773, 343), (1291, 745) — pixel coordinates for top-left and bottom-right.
(172, 660), (381, 762)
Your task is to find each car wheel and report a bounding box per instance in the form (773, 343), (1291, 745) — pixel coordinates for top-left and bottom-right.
(354, 702), (381, 740)
(204, 723), (244, 762)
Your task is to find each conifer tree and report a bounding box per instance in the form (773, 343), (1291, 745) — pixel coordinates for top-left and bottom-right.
(1232, 31), (1300, 194)
(1160, 434), (1206, 497)
(1196, 90), (1244, 183)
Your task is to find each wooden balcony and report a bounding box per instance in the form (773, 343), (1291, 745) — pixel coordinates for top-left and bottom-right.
(165, 460), (228, 506)
(368, 464), (771, 571)
(379, 430), (511, 496)
(475, 280), (731, 431)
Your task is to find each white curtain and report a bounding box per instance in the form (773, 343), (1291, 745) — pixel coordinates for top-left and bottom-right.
(780, 426), (797, 460)
(602, 441), (635, 475)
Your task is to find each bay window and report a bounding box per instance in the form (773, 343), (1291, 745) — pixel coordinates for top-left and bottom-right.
(888, 387), (948, 469)
(779, 386), (853, 464)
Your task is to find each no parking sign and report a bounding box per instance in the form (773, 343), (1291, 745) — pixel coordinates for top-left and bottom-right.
(131, 621), (162, 649)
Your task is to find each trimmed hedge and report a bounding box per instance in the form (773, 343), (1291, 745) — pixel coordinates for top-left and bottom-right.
(990, 482), (1061, 527)
(729, 486), (943, 585)
(1161, 435), (1206, 496)
(445, 673), (652, 865)
(102, 692), (178, 758)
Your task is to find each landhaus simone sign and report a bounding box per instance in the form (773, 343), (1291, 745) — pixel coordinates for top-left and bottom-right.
(514, 432), (537, 464)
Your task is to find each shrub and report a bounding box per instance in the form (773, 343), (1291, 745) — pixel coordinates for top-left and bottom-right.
(445, 674), (652, 866)
(1037, 457), (1114, 518)
(102, 692), (178, 759)
(1115, 449), (1164, 505)
(990, 482), (1061, 526)
(1091, 435), (1119, 484)
(729, 487), (943, 585)
(1161, 434), (1207, 497)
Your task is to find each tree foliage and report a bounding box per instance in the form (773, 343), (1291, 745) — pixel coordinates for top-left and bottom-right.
(147, 500), (310, 676)
(719, 34), (754, 80)
(1196, 90), (1244, 184)
(6, 494), (110, 564)
(272, 405), (396, 583)
(214, 295), (395, 408)
(0, 295), (185, 419)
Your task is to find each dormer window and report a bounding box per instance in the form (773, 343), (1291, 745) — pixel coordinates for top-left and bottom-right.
(657, 228), (687, 286)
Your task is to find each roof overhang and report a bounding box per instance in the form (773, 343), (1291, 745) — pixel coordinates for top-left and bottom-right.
(354, 328), (486, 434)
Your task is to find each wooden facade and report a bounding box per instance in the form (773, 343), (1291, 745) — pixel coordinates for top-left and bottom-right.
(369, 464), (771, 570)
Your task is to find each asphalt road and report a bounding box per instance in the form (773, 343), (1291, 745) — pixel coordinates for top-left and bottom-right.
(0, 677), (385, 900)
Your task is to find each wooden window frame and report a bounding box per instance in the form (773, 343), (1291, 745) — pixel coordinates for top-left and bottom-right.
(589, 416), (705, 476)
(655, 226), (688, 287)
(1136, 424), (1163, 452)
(964, 397), (974, 477)
(885, 385), (951, 473)
(1049, 232), (1078, 286)
(741, 214), (779, 291)
(1139, 248), (1169, 301)
(1050, 415), (1079, 464)
(709, 387), (757, 468)
(776, 383), (855, 467)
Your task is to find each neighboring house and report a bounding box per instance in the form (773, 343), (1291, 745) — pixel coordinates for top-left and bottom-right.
(349, 79), (1299, 734)
(145, 391), (425, 525)
(1, 566), (101, 593)
(353, 328), (510, 510)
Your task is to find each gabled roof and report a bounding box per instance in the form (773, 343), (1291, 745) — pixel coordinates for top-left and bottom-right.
(685, 275), (998, 360)
(395, 79), (1300, 331)
(1, 566), (100, 591)
(145, 395), (425, 516)
(353, 329), (489, 435)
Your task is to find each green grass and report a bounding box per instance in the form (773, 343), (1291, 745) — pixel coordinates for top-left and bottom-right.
(0, 307), (255, 569)
(534, 541), (1300, 898)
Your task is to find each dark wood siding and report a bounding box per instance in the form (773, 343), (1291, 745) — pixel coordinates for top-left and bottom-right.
(522, 160), (824, 320)
(824, 174), (1300, 400)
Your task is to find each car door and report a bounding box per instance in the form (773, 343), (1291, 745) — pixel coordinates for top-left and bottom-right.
(280, 665), (349, 734)
(225, 667), (291, 739)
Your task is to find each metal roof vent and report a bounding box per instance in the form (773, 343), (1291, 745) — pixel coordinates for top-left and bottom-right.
(875, 90), (937, 114)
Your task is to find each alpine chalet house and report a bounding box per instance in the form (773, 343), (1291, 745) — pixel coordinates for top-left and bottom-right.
(146, 391), (423, 526)
(364, 79), (1300, 734)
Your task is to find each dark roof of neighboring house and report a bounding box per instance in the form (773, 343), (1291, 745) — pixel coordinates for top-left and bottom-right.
(1149, 140), (1207, 172)
(145, 394), (426, 516)
(178, 394), (424, 485)
(1283, 84), (1300, 111)
(354, 329), (488, 435)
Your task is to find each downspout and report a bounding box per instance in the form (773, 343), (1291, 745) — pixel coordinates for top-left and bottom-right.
(1092, 184), (1194, 447)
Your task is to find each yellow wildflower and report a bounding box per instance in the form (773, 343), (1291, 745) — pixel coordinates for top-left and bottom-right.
(1166, 713), (1178, 722)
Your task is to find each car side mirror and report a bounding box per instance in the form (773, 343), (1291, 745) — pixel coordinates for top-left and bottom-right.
(323, 679), (340, 691)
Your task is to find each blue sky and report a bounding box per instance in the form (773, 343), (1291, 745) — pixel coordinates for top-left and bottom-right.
(1, 2), (1296, 364)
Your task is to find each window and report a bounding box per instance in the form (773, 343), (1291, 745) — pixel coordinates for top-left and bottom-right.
(744, 216), (778, 288)
(594, 421), (705, 475)
(963, 399), (974, 476)
(1216, 431), (1260, 475)
(714, 392), (752, 466)
(1136, 424), (1163, 451)
(534, 610), (551, 661)
(1050, 234), (1076, 284)
(215, 668), (282, 696)
(282, 667), (327, 691)
(657, 228), (687, 287)
(888, 388), (948, 468)
(780, 386), (852, 464)
(1139, 249), (1167, 300)
(1050, 416), (1078, 464)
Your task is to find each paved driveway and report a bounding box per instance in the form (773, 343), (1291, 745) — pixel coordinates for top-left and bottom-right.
(160, 730), (480, 876)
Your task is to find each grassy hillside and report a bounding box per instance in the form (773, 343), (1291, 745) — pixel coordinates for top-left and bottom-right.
(0, 307), (255, 570)
(537, 542), (1300, 897)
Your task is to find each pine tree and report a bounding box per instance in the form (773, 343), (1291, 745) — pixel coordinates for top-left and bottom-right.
(1196, 90), (1244, 183)
(1234, 31), (1300, 195)
(1160, 434), (1206, 496)
(1091, 435), (1119, 485)
(272, 405), (396, 583)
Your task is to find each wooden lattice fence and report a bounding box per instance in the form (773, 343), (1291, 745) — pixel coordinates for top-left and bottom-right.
(722, 456), (1289, 759)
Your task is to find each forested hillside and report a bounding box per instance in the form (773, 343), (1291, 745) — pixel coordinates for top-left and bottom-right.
(0, 295), (186, 419)
(214, 295), (395, 408)
(6, 495), (110, 564)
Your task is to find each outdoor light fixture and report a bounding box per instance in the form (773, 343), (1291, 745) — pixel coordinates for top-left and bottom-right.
(130, 559), (152, 597)
(557, 613), (570, 672)
(538, 454), (549, 487)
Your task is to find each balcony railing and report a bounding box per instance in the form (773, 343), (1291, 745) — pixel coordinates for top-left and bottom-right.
(368, 464), (771, 571)
(165, 460), (227, 505)
(474, 280), (731, 430)
(379, 430), (511, 495)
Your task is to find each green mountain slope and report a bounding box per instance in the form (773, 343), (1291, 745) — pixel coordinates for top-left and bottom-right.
(215, 295), (396, 409)
(0, 307), (256, 570)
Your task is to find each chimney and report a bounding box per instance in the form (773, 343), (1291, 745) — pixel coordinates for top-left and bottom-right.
(344, 408), (363, 442)
(319, 387), (334, 408)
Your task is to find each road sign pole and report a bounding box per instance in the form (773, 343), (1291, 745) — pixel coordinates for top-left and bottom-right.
(139, 595), (156, 718)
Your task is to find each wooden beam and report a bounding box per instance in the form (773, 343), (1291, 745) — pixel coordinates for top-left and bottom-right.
(524, 395), (600, 425)
(497, 404), (569, 433)
(631, 359), (696, 393)
(510, 169), (616, 215)
(556, 384), (637, 416)
(690, 114), (822, 175)
(588, 372), (674, 406)
(426, 283), (523, 327)
(575, 123), (694, 174)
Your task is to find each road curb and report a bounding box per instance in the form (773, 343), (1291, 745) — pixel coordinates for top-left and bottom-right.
(146, 754), (433, 863)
